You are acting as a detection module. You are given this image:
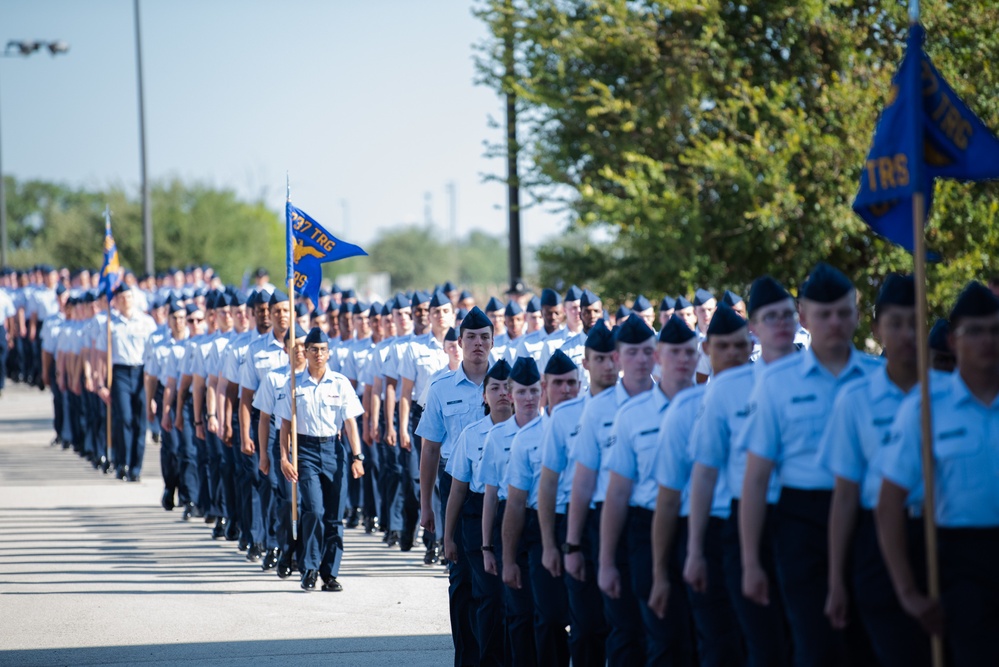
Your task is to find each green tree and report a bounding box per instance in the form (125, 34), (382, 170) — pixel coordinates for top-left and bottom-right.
(477, 0), (999, 333)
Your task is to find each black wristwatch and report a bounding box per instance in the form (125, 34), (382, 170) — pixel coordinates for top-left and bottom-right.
(561, 542), (582, 555)
(481, 545), (495, 553)
(351, 452), (365, 463)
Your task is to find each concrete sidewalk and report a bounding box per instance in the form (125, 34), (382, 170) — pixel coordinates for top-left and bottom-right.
(0, 384), (452, 666)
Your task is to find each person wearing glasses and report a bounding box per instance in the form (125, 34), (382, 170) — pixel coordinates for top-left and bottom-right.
(277, 327), (365, 592)
(684, 276), (799, 667)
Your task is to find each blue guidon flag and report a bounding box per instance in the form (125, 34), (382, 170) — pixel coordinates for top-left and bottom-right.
(99, 205), (123, 301)
(286, 201), (367, 307)
(853, 23), (999, 255)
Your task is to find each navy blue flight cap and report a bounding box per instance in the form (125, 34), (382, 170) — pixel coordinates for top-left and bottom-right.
(331, 283), (342, 294)
(660, 314), (699, 343)
(632, 294), (652, 312)
(444, 327), (459, 342)
(167, 298), (183, 314)
(486, 358), (512, 381)
(615, 305), (631, 321)
(526, 296), (542, 313)
(327, 302), (340, 315)
(540, 288), (562, 307)
(721, 290), (743, 307)
(459, 289), (473, 301)
(510, 357), (541, 386)
(369, 301), (383, 317)
(56, 283), (67, 296)
(460, 306), (492, 332)
(504, 300), (523, 316)
(411, 290), (431, 308)
(585, 319), (615, 353)
(706, 303), (748, 336)
(113, 282), (131, 296)
(294, 302), (310, 318)
(269, 289), (289, 305)
(245, 291), (259, 309)
(564, 285), (583, 302)
(284, 323), (309, 341)
(949, 280), (999, 326)
(747, 276), (793, 317)
(185, 303), (201, 316)
(429, 290), (450, 309)
(350, 301), (367, 315)
(580, 289), (601, 308)
(456, 308), (469, 321)
(875, 274), (916, 316)
(305, 327), (330, 346)
(615, 313), (656, 344)
(341, 288), (356, 300)
(675, 295), (694, 310)
(800, 263), (854, 303)
(659, 295), (676, 312)
(442, 280), (457, 293)
(928, 318), (951, 353)
(229, 290), (246, 307)
(693, 288), (715, 306)
(544, 348), (577, 375)
(485, 296), (504, 313)
(393, 292), (409, 310)
(380, 303), (391, 317)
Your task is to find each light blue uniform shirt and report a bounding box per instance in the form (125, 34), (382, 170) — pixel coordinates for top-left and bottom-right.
(100, 310), (156, 366)
(655, 385), (731, 518)
(381, 334), (410, 384)
(399, 332), (447, 402)
(415, 364), (486, 460)
(574, 381), (646, 505)
(253, 366), (291, 416)
(161, 337), (188, 385)
(539, 330), (588, 393)
(477, 415), (523, 502)
(32, 287), (60, 321)
(205, 331), (233, 378)
(490, 332), (511, 366)
(692, 360), (781, 503)
(448, 414), (502, 494)
(505, 414), (547, 510)
(275, 368), (363, 438)
(604, 385), (673, 511)
(880, 372), (999, 528)
(40, 313), (66, 354)
(514, 326), (568, 363)
(541, 393), (590, 513)
(239, 333), (287, 392)
(742, 347), (883, 490)
(341, 336), (375, 397)
(221, 330), (260, 385)
(817, 365), (922, 509)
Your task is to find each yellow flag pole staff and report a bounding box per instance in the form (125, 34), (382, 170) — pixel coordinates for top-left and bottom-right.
(284, 176), (368, 545)
(99, 205), (123, 475)
(854, 1), (999, 663)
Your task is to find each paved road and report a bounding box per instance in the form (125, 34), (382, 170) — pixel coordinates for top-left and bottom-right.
(0, 384), (452, 666)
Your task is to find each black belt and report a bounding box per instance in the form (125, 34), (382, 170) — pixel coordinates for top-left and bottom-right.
(298, 434), (338, 445)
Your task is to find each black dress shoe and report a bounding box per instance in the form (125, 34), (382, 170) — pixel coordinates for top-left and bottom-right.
(424, 541), (440, 565)
(261, 548), (279, 571)
(321, 574), (343, 592)
(276, 556), (293, 579)
(182, 503), (195, 521)
(100, 457), (111, 474)
(225, 522), (240, 542)
(346, 508), (361, 529)
(161, 489), (175, 511)
(386, 530), (400, 548)
(127, 473), (141, 482)
(301, 569), (318, 591)
(237, 540), (249, 552)
(364, 515), (380, 534)
(204, 515), (217, 524)
(246, 545), (264, 563)
(51, 437), (61, 447)
(211, 518), (227, 539)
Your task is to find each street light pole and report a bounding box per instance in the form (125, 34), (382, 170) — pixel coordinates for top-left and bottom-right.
(0, 40), (69, 267)
(134, 0), (153, 275)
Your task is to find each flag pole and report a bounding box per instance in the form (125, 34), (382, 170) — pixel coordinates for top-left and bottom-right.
(908, 4), (943, 666)
(104, 205), (114, 473)
(286, 174), (299, 543)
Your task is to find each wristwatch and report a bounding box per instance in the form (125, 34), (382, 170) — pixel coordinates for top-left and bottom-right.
(351, 452), (365, 463)
(561, 542), (582, 555)
(481, 545), (495, 553)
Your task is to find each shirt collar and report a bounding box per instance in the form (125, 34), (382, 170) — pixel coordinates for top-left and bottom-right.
(951, 372), (999, 409)
(652, 384), (671, 412)
(868, 364), (908, 403)
(451, 363), (482, 389)
(300, 368), (334, 386)
(800, 346), (866, 380)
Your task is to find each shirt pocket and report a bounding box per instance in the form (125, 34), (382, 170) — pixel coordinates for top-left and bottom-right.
(785, 401), (826, 450)
(934, 429), (984, 491)
(633, 429), (661, 478)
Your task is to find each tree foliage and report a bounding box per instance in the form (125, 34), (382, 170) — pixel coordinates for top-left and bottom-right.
(475, 0), (999, 329)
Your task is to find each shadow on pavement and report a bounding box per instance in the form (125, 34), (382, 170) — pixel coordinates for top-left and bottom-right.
(0, 635), (453, 666)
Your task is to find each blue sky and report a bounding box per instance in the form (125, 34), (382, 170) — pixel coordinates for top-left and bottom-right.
(1, 0), (565, 248)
